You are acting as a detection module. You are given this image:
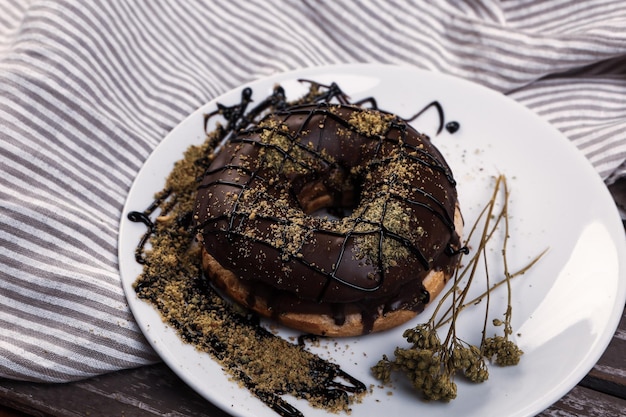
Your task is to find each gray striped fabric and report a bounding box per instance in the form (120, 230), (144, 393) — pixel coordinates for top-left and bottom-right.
(1, 0), (625, 382)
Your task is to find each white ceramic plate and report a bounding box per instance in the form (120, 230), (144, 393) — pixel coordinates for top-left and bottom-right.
(119, 64), (626, 417)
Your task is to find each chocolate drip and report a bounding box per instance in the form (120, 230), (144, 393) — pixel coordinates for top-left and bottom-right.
(445, 121), (460, 134)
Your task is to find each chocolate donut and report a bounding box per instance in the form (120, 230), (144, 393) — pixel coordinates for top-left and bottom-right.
(194, 102), (463, 336)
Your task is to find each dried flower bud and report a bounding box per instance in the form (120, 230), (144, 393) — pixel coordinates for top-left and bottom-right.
(482, 336), (523, 366)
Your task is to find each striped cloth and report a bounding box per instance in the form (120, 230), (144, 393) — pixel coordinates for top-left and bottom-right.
(1, 0), (625, 383)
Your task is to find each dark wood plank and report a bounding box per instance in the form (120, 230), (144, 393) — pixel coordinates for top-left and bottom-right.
(0, 405), (32, 417)
(580, 307), (626, 400)
(3, 371), (626, 417)
(608, 180), (626, 217)
(0, 364), (229, 417)
(538, 385), (626, 417)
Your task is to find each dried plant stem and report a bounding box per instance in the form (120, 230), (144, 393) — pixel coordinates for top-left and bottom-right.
(434, 175), (507, 330)
(434, 176), (547, 330)
(372, 174), (549, 401)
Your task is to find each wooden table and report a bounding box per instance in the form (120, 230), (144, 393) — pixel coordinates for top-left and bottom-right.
(0, 305), (623, 417)
(2, 187), (626, 417)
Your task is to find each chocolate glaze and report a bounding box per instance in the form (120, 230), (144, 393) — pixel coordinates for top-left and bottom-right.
(194, 86), (463, 335)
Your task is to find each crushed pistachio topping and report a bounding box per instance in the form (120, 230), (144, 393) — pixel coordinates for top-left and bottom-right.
(255, 119), (333, 176)
(352, 196), (411, 269)
(347, 108), (395, 137)
(256, 119), (309, 175)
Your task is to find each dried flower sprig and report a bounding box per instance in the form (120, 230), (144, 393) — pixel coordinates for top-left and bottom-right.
(372, 175), (547, 401)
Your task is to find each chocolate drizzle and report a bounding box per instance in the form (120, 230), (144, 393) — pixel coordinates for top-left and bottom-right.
(127, 192), (169, 264)
(194, 82), (464, 335)
(405, 100), (460, 136)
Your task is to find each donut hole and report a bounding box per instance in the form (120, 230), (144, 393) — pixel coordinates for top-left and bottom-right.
(295, 170), (363, 220)
(309, 205), (355, 221)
